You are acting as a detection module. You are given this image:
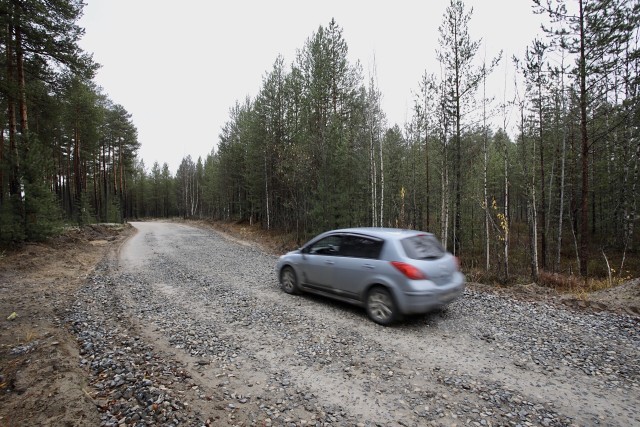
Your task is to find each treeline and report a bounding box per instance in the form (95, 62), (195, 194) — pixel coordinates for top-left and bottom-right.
(2, 0), (639, 281)
(0, 0), (140, 241)
(151, 2), (638, 280)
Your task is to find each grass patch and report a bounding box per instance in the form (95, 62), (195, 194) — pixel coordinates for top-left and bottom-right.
(537, 270), (630, 297)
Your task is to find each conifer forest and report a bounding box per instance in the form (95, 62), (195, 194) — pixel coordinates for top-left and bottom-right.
(1, 0), (639, 282)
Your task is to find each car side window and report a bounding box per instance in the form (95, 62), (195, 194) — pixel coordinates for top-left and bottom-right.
(308, 235), (342, 255)
(339, 235), (383, 259)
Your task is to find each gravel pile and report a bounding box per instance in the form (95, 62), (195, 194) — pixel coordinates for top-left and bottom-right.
(66, 223), (639, 426)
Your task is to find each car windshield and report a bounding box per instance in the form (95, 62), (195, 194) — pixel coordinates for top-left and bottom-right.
(400, 234), (445, 260)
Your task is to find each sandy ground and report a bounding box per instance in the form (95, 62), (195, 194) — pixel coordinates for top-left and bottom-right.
(0, 221), (637, 426)
(0, 224), (134, 426)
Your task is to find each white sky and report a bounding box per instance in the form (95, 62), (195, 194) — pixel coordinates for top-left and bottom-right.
(78, 1), (543, 174)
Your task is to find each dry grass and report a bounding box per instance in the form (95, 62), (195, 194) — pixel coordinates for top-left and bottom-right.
(537, 270), (629, 297)
(23, 330), (38, 344)
(537, 271), (584, 291)
(465, 268), (511, 286)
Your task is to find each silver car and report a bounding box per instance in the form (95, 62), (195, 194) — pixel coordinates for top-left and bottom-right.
(275, 228), (465, 325)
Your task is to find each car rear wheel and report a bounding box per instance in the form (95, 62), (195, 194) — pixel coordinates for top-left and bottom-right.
(280, 266), (300, 295)
(366, 286), (397, 325)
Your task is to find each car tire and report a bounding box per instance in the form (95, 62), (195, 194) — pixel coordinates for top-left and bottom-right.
(280, 266), (301, 295)
(366, 286), (397, 325)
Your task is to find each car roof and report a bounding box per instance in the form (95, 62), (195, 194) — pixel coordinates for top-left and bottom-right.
(327, 227), (433, 241)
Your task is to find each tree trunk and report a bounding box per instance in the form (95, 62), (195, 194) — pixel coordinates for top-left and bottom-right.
(538, 82), (547, 270)
(503, 134), (510, 281)
(15, 26), (28, 137)
(0, 124), (3, 202)
(441, 134), (449, 250)
(453, 21), (462, 257)
(370, 123), (377, 226)
(6, 24), (20, 198)
(264, 149), (270, 230)
(483, 66), (490, 271)
(528, 190), (539, 281)
(521, 101), (539, 281)
(423, 91), (430, 231)
(454, 83), (462, 256)
(578, 0), (589, 277)
(626, 140), (639, 252)
(119, 139), (125, 218)
(102, 142), (109, 221)
(73, 118), (81, 212)
(557, 110), (567, 271)
(379, 126), (384, 227)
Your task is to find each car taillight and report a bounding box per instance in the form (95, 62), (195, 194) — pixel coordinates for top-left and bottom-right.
(391, 261), (426, 280)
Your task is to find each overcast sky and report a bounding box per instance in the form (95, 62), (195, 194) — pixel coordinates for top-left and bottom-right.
(77, 1), (543, 174)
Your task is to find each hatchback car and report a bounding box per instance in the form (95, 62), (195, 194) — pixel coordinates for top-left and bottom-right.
(275, 228), (465, 325)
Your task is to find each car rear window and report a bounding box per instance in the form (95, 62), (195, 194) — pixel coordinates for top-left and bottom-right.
(400, 234), (445, 260)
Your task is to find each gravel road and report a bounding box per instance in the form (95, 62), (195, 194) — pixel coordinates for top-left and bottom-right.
(68, 221), (639, 427)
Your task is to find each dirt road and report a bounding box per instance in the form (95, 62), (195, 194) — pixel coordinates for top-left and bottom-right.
(2, 221), (638, 426)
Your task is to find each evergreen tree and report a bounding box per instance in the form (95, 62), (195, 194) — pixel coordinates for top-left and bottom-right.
(436, 0), (499, 255)
(534, 0), (639, 276)
(0, 0), (95, 235)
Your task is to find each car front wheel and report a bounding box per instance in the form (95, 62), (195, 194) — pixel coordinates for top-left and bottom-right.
(366, 286), (397, 325)
(280, 266), (300, 295)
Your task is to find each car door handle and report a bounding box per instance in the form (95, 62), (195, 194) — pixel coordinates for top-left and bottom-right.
(325, 260), (335, 265)
(363, 264), (375, 269)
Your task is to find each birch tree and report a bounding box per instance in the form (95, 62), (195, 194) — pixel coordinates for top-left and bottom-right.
(365, 68), (385, 227)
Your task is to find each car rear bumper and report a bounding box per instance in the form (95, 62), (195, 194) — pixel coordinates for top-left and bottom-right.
(397, 272), (465, 314)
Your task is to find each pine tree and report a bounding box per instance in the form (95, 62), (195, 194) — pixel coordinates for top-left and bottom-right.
(534, 0), (639, 276)
(436, 0), (499, 255)
(0, 0), (102, 242)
